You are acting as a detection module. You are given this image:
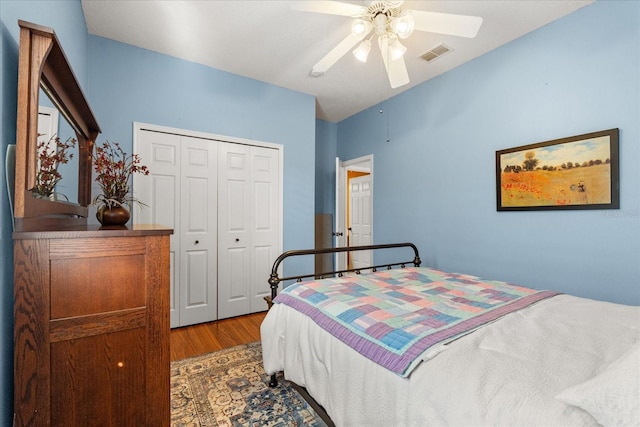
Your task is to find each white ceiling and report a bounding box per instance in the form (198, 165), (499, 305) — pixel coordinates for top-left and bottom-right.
(81, 0), (594, 122)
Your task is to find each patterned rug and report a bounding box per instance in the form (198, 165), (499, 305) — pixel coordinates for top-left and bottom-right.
(171, 342), (327, 426)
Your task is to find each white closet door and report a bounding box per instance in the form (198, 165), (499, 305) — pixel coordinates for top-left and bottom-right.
(250, 146), (280, 312)
(136, 124), (282, 324)
(217, 143), (252, 319)
(135, 131), (218, 328)
(179, 137), (218, 325)
(135, 131), (181, 327)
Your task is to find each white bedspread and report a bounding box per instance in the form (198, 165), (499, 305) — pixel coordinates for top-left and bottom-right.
(261, 294), (640, 426)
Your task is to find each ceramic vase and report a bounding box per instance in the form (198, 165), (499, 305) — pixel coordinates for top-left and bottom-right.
(97, 205), (130, 226)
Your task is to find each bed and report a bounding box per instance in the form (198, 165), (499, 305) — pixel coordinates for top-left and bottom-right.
(261, 243), (640, 427)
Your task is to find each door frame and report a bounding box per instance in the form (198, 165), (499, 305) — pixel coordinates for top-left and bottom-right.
(335, 154), (373, 271)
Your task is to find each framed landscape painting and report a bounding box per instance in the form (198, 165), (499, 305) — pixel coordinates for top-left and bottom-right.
(496, 129), (619, 211)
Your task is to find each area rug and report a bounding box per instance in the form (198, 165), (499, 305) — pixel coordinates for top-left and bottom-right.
(171, 341), (327, 426)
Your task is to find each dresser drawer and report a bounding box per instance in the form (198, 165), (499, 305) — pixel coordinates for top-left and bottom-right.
(50, 254), (146, 319)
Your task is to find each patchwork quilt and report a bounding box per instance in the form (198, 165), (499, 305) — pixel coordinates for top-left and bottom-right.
(274, 267), (559, 377)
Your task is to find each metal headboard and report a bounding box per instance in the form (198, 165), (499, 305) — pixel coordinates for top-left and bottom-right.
(267, 242), (421, 302)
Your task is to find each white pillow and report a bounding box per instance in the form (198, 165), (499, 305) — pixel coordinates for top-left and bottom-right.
(556, 342), (640, 427)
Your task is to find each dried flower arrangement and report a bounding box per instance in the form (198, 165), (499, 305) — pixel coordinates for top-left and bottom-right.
(32, 135), (76, 199)
(92, 140), (149, 210)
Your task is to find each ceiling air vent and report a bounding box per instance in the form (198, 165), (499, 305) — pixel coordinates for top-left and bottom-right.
(421, 44), (452, 62)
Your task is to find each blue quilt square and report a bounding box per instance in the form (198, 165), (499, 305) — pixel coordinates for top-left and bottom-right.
(305, 292), (329, 304)
(379, 328), (416, 350)
(337, 307), (366, 323)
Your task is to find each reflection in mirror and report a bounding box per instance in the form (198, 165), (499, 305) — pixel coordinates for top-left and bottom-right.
(36, 86), (79, 203)
(14, 20), (101, 230)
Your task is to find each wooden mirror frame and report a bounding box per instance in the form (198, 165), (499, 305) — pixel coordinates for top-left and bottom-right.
(14, 20), (101, 230)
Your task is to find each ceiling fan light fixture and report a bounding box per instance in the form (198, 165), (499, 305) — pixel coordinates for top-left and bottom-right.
(388, 36), (407, 61)
(391, 13), (415, 39)
(299, 0), (482, 90)
(351, 18), (372, 39)
(353, 39), (372, 62)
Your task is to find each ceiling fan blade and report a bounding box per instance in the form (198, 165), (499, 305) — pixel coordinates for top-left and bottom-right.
(385, 56), (410, 89)
(311, 33), (362, 75)
(379, 37), (410, 88)
(409, 10), (483, 38)
(291, 1), (367, 17)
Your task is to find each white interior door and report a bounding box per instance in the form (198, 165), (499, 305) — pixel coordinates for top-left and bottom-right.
(37, 106), (62, 197)
(37, 106), (59, 147)
(134, 130), (181, 327)
(218, 143), (252, 319)
(336, 155), (374, 271)
(349, 174), (372, 269)
(179, 137), (218, 326)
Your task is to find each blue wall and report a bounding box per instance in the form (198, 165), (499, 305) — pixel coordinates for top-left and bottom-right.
(336, 0), (640, 305)
(315, 119), (337, 214)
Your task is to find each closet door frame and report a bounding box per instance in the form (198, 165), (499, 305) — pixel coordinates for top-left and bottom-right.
(132, 122), (283, 326)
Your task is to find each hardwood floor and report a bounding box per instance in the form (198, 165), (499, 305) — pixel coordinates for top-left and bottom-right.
(170, 311), (267, 361)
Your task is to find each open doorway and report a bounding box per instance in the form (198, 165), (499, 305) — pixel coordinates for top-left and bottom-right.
(335, 155), (373, 271)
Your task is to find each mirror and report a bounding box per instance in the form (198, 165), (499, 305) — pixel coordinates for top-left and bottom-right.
(37, 86), (79, 204)
(14, 20), (101, 230)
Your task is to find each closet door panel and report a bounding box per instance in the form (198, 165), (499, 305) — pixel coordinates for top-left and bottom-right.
(179, 137), (218, 325)
(218, 144), (251, 319)
(136, 131), (181, 327)
(151, 175), (176, 226)
(184, 250), (208, 306)
(225, 247), (250, 299)
(250, 147), (280, 312)
(253, 244), (273, 304)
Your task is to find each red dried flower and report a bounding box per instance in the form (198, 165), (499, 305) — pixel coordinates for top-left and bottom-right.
(92, 140), (149, 209)
(32, 135), (76, 198)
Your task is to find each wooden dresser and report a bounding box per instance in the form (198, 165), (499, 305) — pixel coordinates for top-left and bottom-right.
(13, 224), (172, 426)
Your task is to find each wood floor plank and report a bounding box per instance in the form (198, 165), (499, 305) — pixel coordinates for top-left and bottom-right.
(170, 311), (267, 361)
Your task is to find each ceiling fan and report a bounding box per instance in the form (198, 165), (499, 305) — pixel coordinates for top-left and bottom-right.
(293, 1), (483, 88)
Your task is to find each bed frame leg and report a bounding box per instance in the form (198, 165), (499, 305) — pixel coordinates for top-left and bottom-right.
(269, 373), (278, 387)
